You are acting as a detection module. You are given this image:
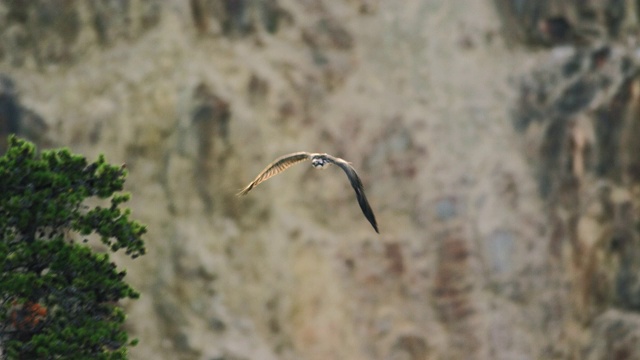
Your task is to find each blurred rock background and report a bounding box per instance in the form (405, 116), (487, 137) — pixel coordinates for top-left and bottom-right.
(2, 0), (640, 359)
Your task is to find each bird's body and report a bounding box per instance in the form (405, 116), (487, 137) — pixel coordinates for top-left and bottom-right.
(238, 152), (379, 233)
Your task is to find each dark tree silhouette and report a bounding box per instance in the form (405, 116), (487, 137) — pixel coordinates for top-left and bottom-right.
(0, 136), (146, 359)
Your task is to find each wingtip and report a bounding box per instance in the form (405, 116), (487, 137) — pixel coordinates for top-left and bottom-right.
(368, 217), (379, 233)
(236, 183), (254, 196)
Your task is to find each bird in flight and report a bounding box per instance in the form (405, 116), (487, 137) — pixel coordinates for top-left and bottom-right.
(237, 152), (379, 233)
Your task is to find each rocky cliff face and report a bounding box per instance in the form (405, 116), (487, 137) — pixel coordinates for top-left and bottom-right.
(2, 1), (640, 359)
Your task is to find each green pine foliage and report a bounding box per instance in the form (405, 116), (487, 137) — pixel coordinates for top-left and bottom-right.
(0, 136), (146, 359)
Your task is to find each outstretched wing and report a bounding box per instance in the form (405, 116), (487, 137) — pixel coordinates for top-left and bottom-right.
(237, 152), (312, 195)
(326, 155), (379, 233)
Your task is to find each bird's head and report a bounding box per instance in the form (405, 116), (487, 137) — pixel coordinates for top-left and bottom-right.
(311, 157), (329, 169)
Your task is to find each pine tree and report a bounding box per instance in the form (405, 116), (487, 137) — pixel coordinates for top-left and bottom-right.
(0, 136), (146, 359)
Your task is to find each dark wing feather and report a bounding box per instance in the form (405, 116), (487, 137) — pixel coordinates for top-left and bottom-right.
(237, 152), (311, 195)
(327, 156), (379, 233)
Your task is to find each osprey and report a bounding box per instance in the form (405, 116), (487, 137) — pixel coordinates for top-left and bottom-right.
(237, 152), (379, 233)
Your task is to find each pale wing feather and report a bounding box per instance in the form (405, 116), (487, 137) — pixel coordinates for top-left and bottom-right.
(237, 152), (311, 195)
(326, 156), (379, 233)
